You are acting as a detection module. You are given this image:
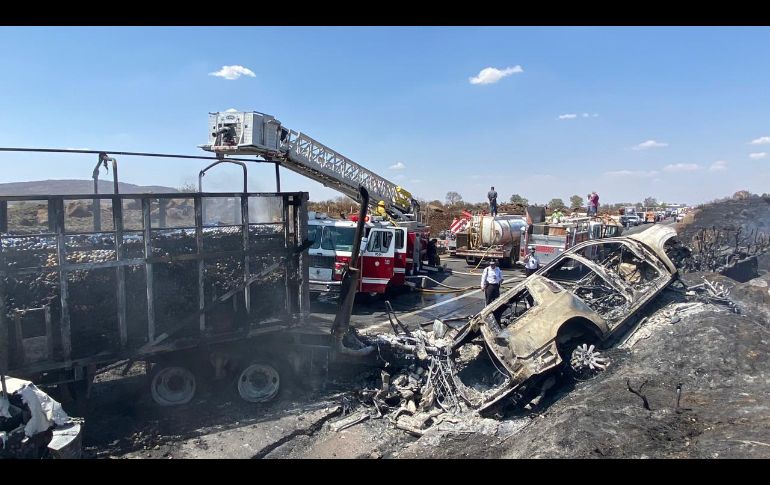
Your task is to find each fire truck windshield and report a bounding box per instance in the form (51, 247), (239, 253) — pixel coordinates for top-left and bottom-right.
(308, 225), (322, 249)
(321, 226), (357, 252)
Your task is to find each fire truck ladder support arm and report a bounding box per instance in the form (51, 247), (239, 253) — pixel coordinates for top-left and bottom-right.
(199, 111), (420, 222)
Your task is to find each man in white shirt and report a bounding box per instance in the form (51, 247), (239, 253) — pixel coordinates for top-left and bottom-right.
(480, 260), (503, 304)
(523, 246), (540, 276)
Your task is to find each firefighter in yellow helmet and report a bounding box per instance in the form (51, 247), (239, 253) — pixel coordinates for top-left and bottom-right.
(376, 200), (388, 218)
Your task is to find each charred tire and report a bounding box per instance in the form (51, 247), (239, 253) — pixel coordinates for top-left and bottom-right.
(558, 337), (607, 381)
(236, 362), (282, 403)
(466, 256), (476, 265)
(149, 364), (197, 406)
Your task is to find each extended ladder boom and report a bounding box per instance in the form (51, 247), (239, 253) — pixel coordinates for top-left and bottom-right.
(199, 111), (419, 221)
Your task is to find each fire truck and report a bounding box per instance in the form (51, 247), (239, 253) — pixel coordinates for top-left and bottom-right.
(200, 111), (430, 297)
(522, 214), (623, 266)
(305, 213), (429, 296)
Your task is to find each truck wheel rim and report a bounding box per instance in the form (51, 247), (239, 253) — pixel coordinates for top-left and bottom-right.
(151, 366), (196, 406)
(238, 364), (280, 403)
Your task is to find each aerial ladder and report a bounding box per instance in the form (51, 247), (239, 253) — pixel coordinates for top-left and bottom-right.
(199, 111), (420, 222)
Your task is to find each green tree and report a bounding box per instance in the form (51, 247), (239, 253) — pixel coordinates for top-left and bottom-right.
(509, 194), (529, 205)
(548, 198), (566, 211)
(569, 195), (584, 210)
(643, 196), (658, 207)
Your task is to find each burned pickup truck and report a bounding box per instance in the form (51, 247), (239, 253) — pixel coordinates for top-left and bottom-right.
(373, 225), (680, 414)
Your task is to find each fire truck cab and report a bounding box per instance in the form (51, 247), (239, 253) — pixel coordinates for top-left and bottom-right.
(308, 213), (427, 297)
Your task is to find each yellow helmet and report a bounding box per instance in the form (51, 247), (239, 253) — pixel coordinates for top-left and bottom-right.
(378, 200), (385, 207)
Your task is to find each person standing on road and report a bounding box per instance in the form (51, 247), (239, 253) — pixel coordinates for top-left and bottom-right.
(481, 259), (503, 305)
(523, 246), (540, 276)
(487, 186), (498, 216)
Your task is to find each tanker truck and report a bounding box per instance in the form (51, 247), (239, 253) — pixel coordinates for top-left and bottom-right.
(455, 214), (528, 267)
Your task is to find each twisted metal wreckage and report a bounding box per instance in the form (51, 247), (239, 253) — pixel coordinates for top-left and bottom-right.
(352, 225), (747, 435)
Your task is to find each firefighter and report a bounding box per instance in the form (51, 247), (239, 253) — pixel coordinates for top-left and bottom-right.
(375, 200), (388, 218)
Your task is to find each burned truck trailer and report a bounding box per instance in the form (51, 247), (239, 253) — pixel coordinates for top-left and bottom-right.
(0, 177), (335, 405)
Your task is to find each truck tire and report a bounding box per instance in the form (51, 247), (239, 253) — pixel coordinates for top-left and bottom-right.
(149, 363), (197, 406)
(236, 362), (282, 403)
(465, 256), (476, 265)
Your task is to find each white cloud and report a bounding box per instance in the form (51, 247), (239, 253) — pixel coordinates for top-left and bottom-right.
(604, 170), (659, 178)
(632, 140), (668, 150)
(209, 65), (256, 80)
(749, 152), (768, 160)
(559, 113), (598, 120)
(393, 174), (406, 181)
(663, 163), (700, 172)
(560, 112), (598, 120)
(389, 161), (406, 170)
(410, 179), (423, 184)
(708, 160), (728, 172)
(225, 108), (239, 112)
(469, 65), (523, 85)
(66, 147), (91, 151)
(749, 136), (770, 145)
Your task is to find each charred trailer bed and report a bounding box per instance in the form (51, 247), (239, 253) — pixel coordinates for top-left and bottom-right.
(0, 190), (331, 405)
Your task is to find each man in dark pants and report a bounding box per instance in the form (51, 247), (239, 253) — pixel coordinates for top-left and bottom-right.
(426, 238), (439, 266)
(487, 186), (498, 216)
(480, 259), (503, 305)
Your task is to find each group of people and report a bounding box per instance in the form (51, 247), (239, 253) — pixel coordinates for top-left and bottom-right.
(488, 187), (600, 218)
(475, 187), (603, 305)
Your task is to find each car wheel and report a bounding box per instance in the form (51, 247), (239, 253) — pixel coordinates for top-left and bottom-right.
(565, 342), (610, 381)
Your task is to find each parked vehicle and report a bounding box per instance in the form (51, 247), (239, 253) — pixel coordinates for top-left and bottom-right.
(307, 213), (429, 297)
(455, 214), (528, 267)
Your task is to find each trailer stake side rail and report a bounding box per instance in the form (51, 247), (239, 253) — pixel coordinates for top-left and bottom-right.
(0, 154), (311, 385)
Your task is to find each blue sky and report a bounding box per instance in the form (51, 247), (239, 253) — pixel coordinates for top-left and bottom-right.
(1, 26), (769, 205)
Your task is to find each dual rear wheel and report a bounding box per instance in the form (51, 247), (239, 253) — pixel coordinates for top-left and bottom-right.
(149, 359), (283, 406)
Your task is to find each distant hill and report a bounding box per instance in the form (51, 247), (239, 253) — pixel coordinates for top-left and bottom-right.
(0, 179), (178, 196)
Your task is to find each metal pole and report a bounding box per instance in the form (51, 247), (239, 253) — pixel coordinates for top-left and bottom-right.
(54, 198), (72, 360)
(142, 199), (155, 343)
(0, 260), (8, 378)
(114, 194), (127, 348)
(275, 162), (281, 192)
(194, 196), (205, 332)
(0, 201), (7, 233)
(93, 155), (103, 232)
(242, 193), (251, 315)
